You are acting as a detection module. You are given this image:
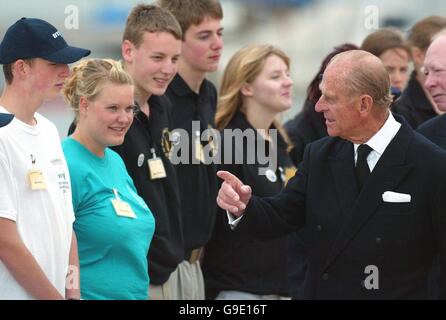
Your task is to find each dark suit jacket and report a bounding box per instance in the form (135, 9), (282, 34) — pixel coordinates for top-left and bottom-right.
(284, 100), (327, 298)
(237, 119), (446, 299)
(392, 71), (437, 129)
(417, 114), (446, 149)
(417, 113), (446, 299)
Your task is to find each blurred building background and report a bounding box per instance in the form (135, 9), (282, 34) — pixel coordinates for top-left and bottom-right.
(0, 0), (445, 137)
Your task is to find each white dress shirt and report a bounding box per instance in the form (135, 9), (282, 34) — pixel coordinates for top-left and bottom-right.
(353, 112), (401, 172)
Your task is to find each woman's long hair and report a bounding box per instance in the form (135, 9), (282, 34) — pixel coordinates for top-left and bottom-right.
(215, 44), (292, 148)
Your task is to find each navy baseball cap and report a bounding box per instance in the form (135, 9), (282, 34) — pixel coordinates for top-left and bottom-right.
(0, 17), (91, 64)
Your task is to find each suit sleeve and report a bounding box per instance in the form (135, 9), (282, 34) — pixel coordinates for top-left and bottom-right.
(432, 175), (446, 299)
(235, 142), (310, 240)
(0, 152), (17, 221)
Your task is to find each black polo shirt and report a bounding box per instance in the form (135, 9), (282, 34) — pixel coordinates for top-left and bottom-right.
(392, 71), (437, 129)
(165, 74), (218, 257)
(202, 111), (296, 298)
(112, 95), (184, 285)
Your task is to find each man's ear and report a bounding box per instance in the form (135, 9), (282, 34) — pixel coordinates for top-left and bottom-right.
(240, 83), (253, 97)
(122, 40), (134, 64)
(13, 59), (29, 80)
(359, 94), (373, 114)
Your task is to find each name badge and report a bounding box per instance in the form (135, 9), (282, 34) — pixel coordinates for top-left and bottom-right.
(111, 188), (136, 219)
(28, 154), (46, 190)
(148, 147), (167, 179)
(148, 158), (167, 180)
(111, 199), (136, 219)
(28, 169), (47, 190)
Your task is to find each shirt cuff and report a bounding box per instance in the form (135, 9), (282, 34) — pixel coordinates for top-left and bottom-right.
(227, 210), (243, 230)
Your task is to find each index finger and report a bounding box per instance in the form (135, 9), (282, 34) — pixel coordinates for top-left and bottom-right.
(217, 170), (243, 188)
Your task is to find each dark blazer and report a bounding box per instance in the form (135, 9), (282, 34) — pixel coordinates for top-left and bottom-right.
(392, 71), (437, 129)
(284, 100), (326, 299)
(417, 114), (446, 149)
(236, 118), (446, 299)
(417, 113), (446, 299)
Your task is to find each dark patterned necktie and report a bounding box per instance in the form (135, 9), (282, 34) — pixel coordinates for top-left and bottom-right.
(355, 144), (373, 191)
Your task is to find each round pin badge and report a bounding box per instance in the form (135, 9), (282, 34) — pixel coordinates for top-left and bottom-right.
(137, 153), (145, 167)
(171, 131), (181, 146)
(265, 169), (277, 183)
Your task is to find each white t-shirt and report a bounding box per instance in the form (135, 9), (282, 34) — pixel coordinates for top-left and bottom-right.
(0, 107), (75, 300)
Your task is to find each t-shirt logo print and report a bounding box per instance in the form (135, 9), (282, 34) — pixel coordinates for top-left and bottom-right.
(206, 124), (218, 157)
(161, 128), (173, 159)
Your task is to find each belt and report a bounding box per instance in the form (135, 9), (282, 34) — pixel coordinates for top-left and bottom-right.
(186, 247), (203, 264)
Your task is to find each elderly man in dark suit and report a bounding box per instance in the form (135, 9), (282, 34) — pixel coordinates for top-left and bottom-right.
(418, 33), (446, 145)
(217, 50), (446, 299)
(416, 31), (446, 300)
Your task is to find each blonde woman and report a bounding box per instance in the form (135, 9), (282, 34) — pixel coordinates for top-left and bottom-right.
(62, 59), (155, 300)
(202, 45), (296, 300)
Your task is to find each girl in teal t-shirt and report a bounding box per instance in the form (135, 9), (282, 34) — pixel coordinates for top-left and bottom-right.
(61, 59), (155, 299)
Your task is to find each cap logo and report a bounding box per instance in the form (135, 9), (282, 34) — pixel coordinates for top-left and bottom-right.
(52, 31), (61, 39)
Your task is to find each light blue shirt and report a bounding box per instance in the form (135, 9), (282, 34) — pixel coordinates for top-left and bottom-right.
(63, 137), (155, 300)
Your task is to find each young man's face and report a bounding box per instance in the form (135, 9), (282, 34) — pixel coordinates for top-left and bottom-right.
(26, 58), (69, 100)
(181, 16), (223, 74)
(123, 31), (181, 96)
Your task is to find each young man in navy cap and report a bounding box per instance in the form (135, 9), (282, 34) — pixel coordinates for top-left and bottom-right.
(0, 17), (90, 299)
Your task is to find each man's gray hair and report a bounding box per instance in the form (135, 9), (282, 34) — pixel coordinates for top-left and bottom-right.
(330, 50), (393, 109)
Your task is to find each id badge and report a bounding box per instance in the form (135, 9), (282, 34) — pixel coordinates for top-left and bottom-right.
(111, 198), (137, 219)
(28, 169), (47, 190)
(148, 157), (167, 180)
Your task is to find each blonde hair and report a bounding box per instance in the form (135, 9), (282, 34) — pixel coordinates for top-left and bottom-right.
(62, 59), (133, 122)
(215, 44), (293, 149)
(123, 4), (182, 47)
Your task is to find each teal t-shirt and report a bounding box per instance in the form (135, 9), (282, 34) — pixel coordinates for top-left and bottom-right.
(62, 137), (155, 300)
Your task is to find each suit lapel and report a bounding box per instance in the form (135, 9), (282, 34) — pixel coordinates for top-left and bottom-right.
(323, 124), (414, 270)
